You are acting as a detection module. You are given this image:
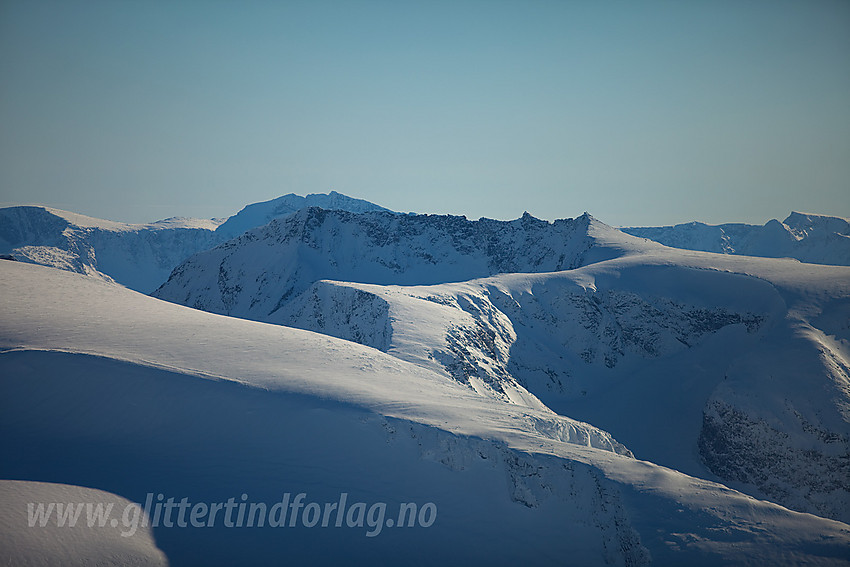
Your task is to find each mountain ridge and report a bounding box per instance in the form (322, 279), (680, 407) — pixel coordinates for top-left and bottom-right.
(623, 211), (850, 266)
(152, 207), (654, 322)
(0, 193), (391, 292)
(3, 195), (850, 563)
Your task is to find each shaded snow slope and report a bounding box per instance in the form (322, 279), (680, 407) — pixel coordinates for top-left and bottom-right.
(153, 208), (655, 321)
(1, 262), (629, 457)
(3, 261), (850, 565)
(623, 212), (850, 266)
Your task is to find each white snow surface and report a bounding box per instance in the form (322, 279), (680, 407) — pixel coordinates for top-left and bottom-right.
(0, 206), (224, 293)
(0, 480), (168, 566)
(3, 261), (850, 565)
(41, 207), (226, 232)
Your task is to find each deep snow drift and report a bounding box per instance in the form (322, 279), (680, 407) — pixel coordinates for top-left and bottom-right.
(3, 261), (850, 565)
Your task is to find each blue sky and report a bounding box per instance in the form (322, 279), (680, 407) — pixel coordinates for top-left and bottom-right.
(1, 0), (848, 226)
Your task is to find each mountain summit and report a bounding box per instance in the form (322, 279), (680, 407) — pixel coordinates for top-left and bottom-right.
(214, 190), (393, 239)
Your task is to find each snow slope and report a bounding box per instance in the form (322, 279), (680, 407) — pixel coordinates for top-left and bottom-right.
(0, 480), (167, 567)
(3, 261), (850, 565)
(623, 212), (850, 266)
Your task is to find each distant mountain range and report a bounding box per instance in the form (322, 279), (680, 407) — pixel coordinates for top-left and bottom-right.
(152, 208), (650, 322)
(4, 195), (849, 297)
(2, 196), (848, 297)
(623, 211), (850, 266)
(0, 191), (392, 293)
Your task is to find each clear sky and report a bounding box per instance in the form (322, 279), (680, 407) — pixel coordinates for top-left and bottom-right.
(1, 0), (848, 227)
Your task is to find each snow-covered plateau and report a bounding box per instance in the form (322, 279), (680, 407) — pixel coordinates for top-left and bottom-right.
(2, 195), (850, 565)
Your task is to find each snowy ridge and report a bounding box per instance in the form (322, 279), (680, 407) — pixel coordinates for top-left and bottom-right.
(279, 267), (772, 398)
(43, 207), (226, 231)
(623, 211), (850, 266)
(153, 208), (654, 322)
(3, 262), (850, 565)
(1, 262), (631, 457)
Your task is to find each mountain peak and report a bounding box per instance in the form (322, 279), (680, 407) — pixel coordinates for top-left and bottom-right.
(215, 191), (392, 239)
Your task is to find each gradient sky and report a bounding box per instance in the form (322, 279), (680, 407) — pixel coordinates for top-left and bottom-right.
(1, 0), (848, 227)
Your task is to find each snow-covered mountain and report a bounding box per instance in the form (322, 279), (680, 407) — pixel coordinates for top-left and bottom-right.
(4, 261), (849, 565)
(0, 205), (224, 293)
(153, 208), (654, 320)
(215, 190), (394, 239)
(152, 207), (850, 526)
(275, 253), (850, 524)
(5, 202), (846, 298)
(4, 197), (850, 564)
(623, 212), (850, 266)
(0, 192), (391, 293)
